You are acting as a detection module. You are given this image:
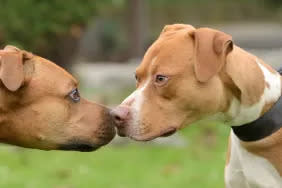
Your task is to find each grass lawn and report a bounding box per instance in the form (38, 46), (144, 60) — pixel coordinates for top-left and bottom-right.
(0, 122), (230, 188)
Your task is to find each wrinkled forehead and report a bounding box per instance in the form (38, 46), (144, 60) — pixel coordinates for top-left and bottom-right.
(136, 27), (195, 77)
(31, 57), (78, 91)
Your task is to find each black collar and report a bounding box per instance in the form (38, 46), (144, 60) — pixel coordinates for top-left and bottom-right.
(232, 68), (282, 142)
(232, 94), (282, 142)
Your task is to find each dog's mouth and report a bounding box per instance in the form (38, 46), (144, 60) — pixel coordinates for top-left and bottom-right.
(59, 141), (101, 152)
(128, 128), (177, 141)
(160, 128), (176, 137)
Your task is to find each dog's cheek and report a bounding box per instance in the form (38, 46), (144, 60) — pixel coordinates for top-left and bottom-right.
(30, 99), (70, 137)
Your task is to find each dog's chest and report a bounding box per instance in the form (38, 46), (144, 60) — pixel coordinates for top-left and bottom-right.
(225, 131), (282, 188)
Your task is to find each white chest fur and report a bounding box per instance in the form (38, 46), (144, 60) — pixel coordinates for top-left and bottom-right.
(225, 131), (282, 188)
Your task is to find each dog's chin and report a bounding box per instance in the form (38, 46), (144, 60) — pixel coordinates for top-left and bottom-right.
(127, 128), (177, 141)
(58, 131), (116, 152)
(58, 138), (115, 152)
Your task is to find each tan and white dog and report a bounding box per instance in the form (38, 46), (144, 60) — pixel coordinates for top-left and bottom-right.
(111, 24), (282, 187)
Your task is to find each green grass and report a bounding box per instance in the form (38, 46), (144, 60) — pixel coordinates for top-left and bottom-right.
(0, 122), (230, 188)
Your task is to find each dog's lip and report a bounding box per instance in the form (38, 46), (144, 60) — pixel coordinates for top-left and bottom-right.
(59, 143), (101, 152)
(129, 128), (177, 141)
(58, 127), (116, 152)
(160, 128), (176, 137)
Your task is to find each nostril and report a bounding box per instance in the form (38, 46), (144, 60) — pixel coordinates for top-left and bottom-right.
(110, 106), (130, 125)
(111, 111), (123, 124)
(114, 114), (123, 122)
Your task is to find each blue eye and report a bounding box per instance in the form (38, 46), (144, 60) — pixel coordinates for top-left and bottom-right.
(68, 88), (80, 103)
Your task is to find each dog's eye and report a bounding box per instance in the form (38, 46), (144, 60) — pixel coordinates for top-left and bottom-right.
(68, 88), (80, 103)
(155, 75), (168, 86)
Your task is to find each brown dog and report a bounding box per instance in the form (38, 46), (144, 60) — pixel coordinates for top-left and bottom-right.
(0, 45), (115, 151)
(112, 24), (282, 187)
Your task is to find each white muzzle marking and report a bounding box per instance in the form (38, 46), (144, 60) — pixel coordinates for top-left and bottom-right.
(121, 79), (150, 133)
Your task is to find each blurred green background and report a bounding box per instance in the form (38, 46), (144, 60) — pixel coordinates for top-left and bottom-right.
(0, 0), (282, 187)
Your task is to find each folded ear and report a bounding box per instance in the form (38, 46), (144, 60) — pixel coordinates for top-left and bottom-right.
(190, 28), (233, 82)
(161, 24), (195, 34)
(0, 46), (24, 91)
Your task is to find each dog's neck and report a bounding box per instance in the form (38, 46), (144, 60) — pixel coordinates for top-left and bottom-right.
(0, 86), (21, 142)
(0, 113), (10, 143)
(232, 95), (282, 141)
(193, 59), (282, 139)
(230, 65), (282, 141)
(219, 59), (282, 142)
(225, 60), (281, 127)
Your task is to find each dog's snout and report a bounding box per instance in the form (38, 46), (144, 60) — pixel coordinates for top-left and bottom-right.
(111, 106), (130, 126)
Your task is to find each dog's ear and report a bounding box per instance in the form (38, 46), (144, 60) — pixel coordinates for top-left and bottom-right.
(189, 28), (233, 82)
(161, 24), (195, 34)
(0, 46), (24, 91)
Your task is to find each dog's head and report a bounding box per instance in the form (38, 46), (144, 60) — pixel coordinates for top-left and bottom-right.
(0, 45), (116, 151)
(111, 24), (236, 141)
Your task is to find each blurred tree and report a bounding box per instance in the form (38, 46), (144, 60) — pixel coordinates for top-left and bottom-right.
(0, 0), (109, 69)
(0, 0), (281, 66)
(127, 0), (148, 58)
